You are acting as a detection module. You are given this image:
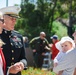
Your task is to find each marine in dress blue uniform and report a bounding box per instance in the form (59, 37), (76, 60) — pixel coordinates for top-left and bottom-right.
(0, 6), (27, 75)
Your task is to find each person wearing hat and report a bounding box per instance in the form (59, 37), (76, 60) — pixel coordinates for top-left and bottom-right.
(53, 36), (76, 75)
(0, 6), (27, 75)
(50, 35), (59, 60)
(30, 31), (49, 68)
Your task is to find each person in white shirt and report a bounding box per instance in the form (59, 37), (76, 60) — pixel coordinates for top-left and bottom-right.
(72, 31), (76, 75)
(53, 36), (76, 75)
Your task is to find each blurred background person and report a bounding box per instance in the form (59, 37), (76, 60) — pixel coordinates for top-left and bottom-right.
(50, 35), (59, 60)
(24, 36), (29, 48)
(23, 36), (34, 67)
(30, 31), (49, 68)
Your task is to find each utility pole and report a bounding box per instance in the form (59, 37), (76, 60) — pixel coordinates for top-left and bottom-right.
(68, 0), (73, 37)
(6, 0), (8, 6)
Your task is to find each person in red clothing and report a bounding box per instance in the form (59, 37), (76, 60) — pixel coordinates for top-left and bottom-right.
(0, 40), (6, 75)
(0, 12), (6, 75)
(50, 35), (59, 60)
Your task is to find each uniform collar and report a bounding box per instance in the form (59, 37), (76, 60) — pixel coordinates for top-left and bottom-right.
(3, 29), (11, 35)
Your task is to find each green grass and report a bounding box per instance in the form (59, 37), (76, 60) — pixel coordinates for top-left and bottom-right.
(21, 67), (56, 75)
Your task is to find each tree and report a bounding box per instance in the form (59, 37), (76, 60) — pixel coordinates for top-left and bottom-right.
(15, 0), (76, 40)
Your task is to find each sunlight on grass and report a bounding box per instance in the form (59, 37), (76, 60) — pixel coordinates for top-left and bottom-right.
(21, 67), (56, 75)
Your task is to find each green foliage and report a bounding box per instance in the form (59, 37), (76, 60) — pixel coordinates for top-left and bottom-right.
(15, 0), (76, 40)
(21, 67), (56, 75)
(52, 21), (67, 39)
(15, 18), (26, 29)
(18, 29), (25, 35)
(73, 24), (76, 31)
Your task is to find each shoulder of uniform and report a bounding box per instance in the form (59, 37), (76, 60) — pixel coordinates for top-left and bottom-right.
(12, 30), (21, 35)
(44, 38), (49, 43)
(44, 38), (47, 41)
(30, 37), (39, 43)
(11, 30), (22, 37)
(34, 37), (40, 39)
(12, 30), (20, 34)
